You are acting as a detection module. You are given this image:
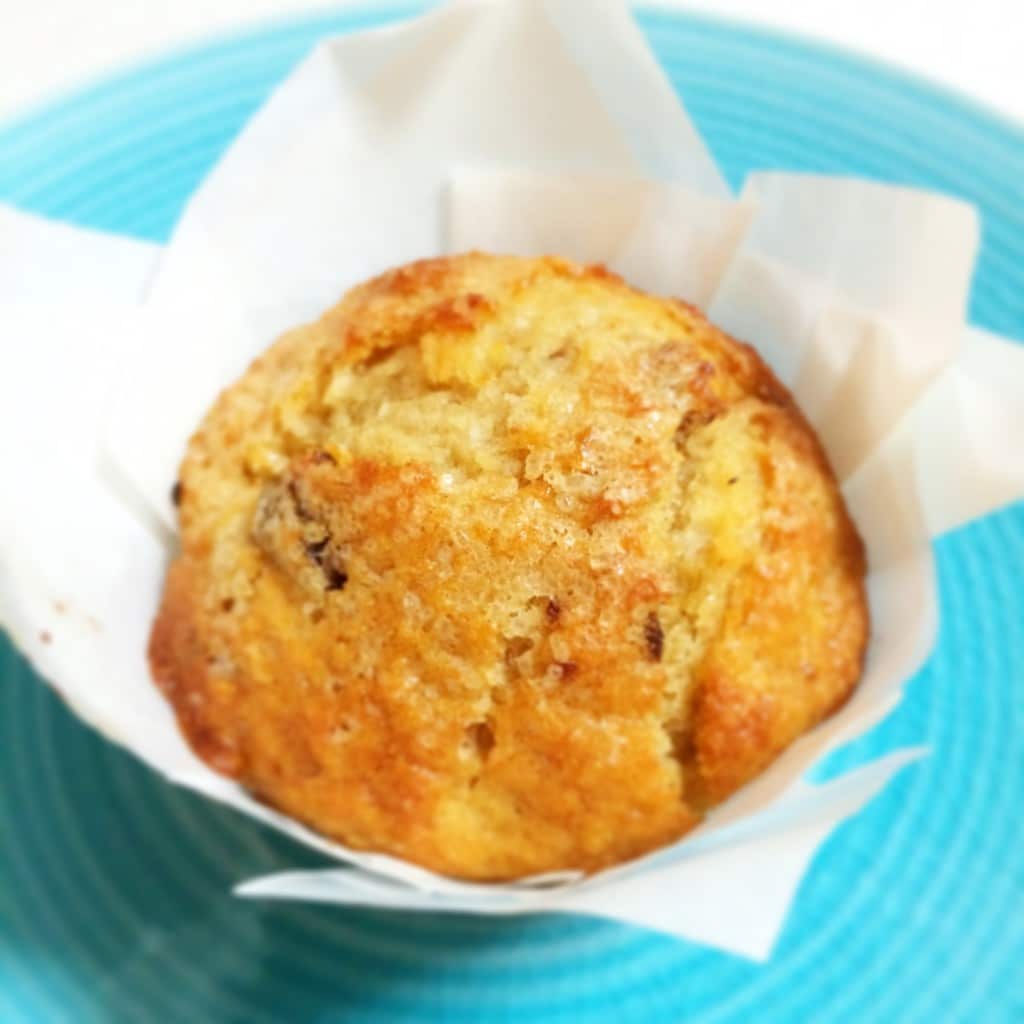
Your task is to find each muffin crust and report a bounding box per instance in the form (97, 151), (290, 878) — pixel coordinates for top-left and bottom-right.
(150, 253), (868, 879)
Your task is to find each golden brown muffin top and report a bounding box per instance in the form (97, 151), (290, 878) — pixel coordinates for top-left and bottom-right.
(151, 253), (867, 879)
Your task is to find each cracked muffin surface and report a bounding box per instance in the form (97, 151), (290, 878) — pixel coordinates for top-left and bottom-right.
(149, 252), (868, 879)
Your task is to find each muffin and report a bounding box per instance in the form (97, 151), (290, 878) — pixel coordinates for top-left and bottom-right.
(150, 253), (868, 880)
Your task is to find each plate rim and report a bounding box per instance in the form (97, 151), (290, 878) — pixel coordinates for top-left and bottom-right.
(1, 0), (1021, 148)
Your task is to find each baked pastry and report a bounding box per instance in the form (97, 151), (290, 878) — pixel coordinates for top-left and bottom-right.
(150, 253), (867, 879)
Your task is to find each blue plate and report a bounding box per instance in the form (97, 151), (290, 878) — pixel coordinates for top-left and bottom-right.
(1, 5), (1022, 1021)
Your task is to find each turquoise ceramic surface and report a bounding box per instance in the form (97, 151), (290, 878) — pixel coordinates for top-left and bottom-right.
(1, 5), (1022, 1021)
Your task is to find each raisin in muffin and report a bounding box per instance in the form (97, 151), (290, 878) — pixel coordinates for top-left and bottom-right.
(150, 253), (867, 879)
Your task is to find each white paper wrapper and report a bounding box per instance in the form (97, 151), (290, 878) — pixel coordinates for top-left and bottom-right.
(2, 0), (1023, 961)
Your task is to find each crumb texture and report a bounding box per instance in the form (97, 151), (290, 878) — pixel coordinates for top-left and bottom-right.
(150, 253), (868, 879)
